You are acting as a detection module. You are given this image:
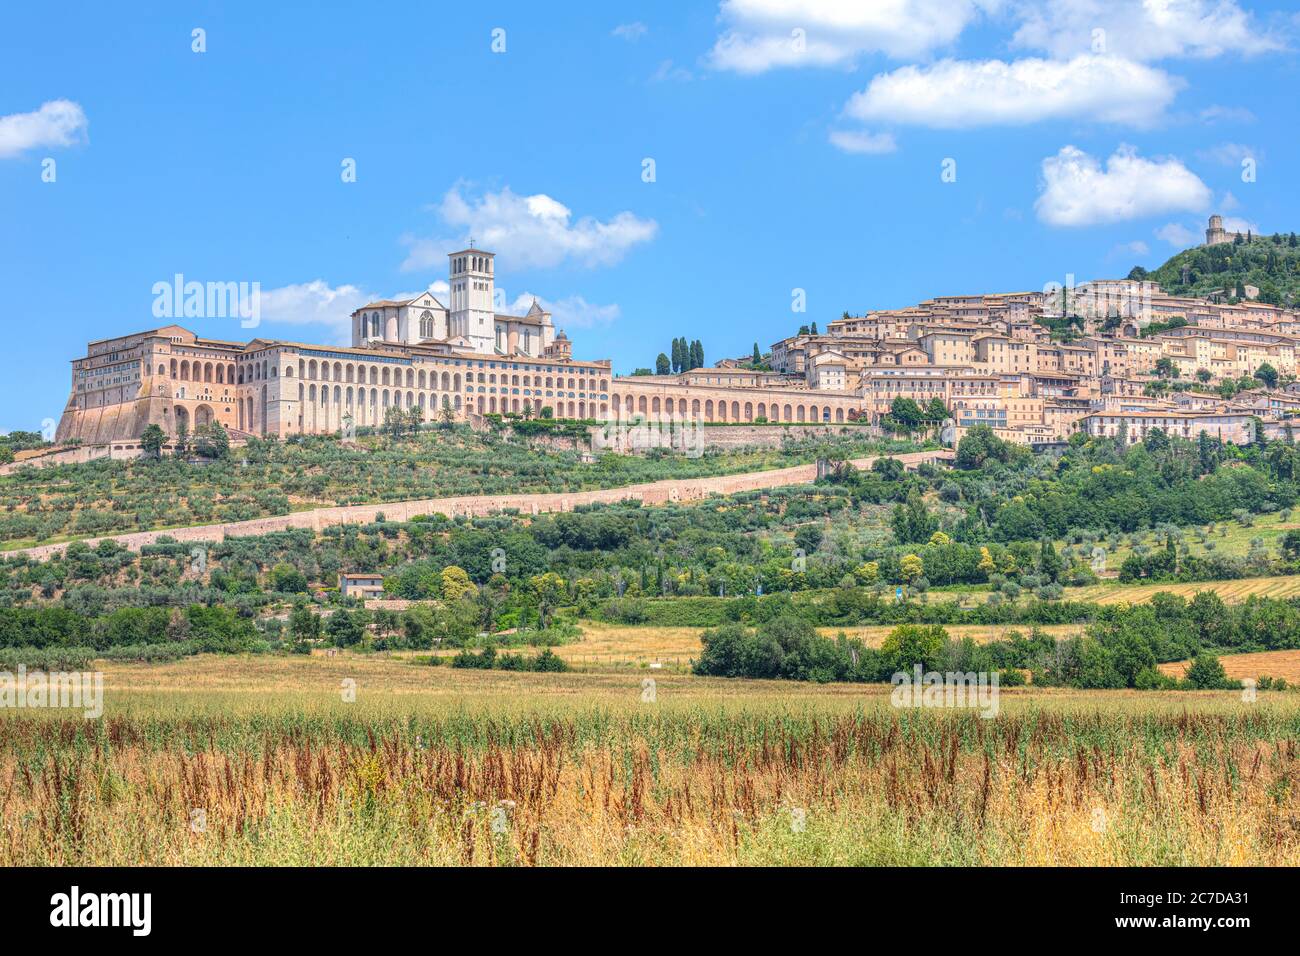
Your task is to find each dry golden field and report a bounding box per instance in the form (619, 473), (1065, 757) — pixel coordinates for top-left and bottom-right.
(503, 621), (1087, 670)
(1065, 574), (1300, 605)
(1160, 649), (1300, 684)
(1, 653), (1298, 866)
(884, 573), (1300, 609)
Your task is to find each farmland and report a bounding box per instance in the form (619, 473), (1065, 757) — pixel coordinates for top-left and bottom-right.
(433, 620), (1088, 670)
(1064, 573), (1300, 605)
(2, 654), (1297, 866)
(4, 426), (1300, 866)
(1161, 649), (1300, 684)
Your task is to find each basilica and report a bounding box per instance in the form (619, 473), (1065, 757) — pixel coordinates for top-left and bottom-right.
(54, 246), (882, 453)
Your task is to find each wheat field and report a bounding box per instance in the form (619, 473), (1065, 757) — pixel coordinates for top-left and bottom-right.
(1, 654), (1297, 866)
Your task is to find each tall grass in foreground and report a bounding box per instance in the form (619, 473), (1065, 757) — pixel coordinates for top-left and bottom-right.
(2, 706), (1297, 865)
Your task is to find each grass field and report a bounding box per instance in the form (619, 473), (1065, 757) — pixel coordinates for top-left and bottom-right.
(2, 653), (1297, 866)
(1077, 511), (1300, 573)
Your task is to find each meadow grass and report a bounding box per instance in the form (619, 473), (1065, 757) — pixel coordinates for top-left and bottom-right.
(1, 655), (1297, 866)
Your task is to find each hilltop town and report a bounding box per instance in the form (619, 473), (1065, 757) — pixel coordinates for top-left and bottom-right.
(51, 215), (1300, 459)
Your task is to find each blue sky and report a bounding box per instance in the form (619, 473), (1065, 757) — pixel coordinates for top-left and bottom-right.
(2, 0), (1298, 431)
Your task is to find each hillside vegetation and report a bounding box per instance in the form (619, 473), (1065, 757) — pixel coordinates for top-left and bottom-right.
(0, 427), (904, 547)
(1136, 230), (1300, 306)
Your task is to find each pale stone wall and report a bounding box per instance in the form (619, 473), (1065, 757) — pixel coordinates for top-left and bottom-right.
(589, 422), (880, 453)
(9, 450), (952, 562)
(610, 378), (862, 424)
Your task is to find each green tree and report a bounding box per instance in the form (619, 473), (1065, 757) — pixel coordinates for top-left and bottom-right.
(891, 495), (937, 544)
(655, 352), (671, 375)
(173, 421), (191, 458)
(793, 524), (823, 555)
(887, 397), (925, 433)
(269, 563), (308, 593)
(440, 565), (478, 602)
(1281, 529), (1300, 562)
(192, 421), (230, 459)
(326, 609), (366, 647)
(529, 571), (567, 628)
(880, 623), (946, 670)
(1185, 652), (1230, 689)
(1038, 539), (1063, 582)
(384, 405), (408, 438)
(140, 424), (167, 459)
(899, 554), (924, 588)
(289, 604), (322, 644)
(955, 424), (1017, 469)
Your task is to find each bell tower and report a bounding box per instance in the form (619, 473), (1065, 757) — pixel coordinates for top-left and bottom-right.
(448, 245), (496, 354)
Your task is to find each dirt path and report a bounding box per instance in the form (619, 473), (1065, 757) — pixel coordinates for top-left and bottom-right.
(9, 449), (952, 561)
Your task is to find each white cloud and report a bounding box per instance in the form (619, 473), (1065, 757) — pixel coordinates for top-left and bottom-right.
(1112, 239), (1150, 257)
(708, 0), (987, 73)
(1197, 142), (1256, 166)
(612, 22), (648, 41)
(1155, 222), (1199, 246)
(252, 278), (615, 344)
(1035, 144), (1212, 226)
(255, 281), (374, 343)
(401, 185), (658, 273)
(1199, 104), (1256, 123)
(391, 279), (450, 302)
(0, 100), (88, 159)
(1223, 215), (1260, 234)
(507, 292), (620, 329)
(828, 129), (897, 154)
(650, 59), (694, 82)
(1010, 0), (1286, 61)
(844, 55), (1179, 128)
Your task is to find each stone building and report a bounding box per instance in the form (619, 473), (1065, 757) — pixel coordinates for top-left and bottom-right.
(1205, 214), (1248, 247)
(57, 248), (610, 444)
(54, 236), (1300, 453)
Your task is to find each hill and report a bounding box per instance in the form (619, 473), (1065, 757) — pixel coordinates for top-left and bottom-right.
(1134, 230), (1300, 307)
(0, 427), (899, 548)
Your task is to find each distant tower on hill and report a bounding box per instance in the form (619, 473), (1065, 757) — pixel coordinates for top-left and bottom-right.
(1205, 214), (1247, 247)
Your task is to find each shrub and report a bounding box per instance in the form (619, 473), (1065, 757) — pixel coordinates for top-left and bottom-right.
(1184, 652), (1233, 689)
